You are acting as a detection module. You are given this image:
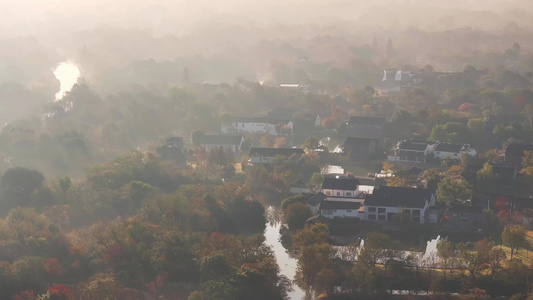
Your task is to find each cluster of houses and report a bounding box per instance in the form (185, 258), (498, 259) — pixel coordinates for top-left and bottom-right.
(303, 175), (440, 225)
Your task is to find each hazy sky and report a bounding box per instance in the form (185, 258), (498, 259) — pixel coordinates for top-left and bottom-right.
(1, 0), (532, 38)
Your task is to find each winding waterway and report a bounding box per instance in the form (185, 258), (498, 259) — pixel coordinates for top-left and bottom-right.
(264, 207), (305, 300)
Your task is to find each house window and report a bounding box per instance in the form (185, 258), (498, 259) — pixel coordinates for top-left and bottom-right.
(368, 214), (376, 220)
(323, 210), (333, 215)
(368, 207), (376, 212)
(346, 192), (352, 197)
(325, 191), (331, 196)
(336, 191), (341, 196)
(378, 208), (386, 214)
(378, 215), (386, 221)
(454, 153), (458, 157)
(412, 210), (421, 216)
(404, 209), (411, 215)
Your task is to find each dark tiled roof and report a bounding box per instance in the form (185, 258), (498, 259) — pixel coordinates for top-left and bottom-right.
(373, 186), (433, 199)
(231, 116), (291, 124)
(352, 176), (376, 186)
(365, 194), (427, 208)
(343, 137), (375, 148)
(292, 179), (306, 185)
(307, 192), (327, 206)
(249, 147), (304, 157)
(345, 116), (386, 139)
(321, 177), (359, 190)
(397, 140), (429, 151)
(505, 143), (533, 156)
(434, 143), (466, 153)
(166, 136), (183, 143)
(405, 166), (424, 176)
(348, 116), (386, 125)
(320, 200), (361, 210)
(197, 134), (243, 145)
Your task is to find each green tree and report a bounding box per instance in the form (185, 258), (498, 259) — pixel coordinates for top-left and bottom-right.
(296, 243), (334, 291)
(281, 194), (309, 211)
(284, 203), (312, 230)
(292, 223), (329, 249)
(1, 167), (45, 207)
(502, 225), (527, 259)
(309, 172), (324, 188)
(358, 232), (400, 270)
(391, 107), (414, 127)
(437, 177), (471, 204)
(467, 118), (486, 140)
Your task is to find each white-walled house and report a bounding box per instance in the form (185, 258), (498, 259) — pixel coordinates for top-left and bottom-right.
(363, 186), (437, 224)
(364, 196), (429, 223)
(307, 192), (327, 215)
(196, 134), (244, 153)
(222, 117), (293, 136)
(433, 143), (477, 160)
(320, 177), (361, 199)
(319, 200), (362, 219)
(388, 139), (432, 163)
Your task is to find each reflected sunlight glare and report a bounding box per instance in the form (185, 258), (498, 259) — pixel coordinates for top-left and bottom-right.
(54, 61), (80, 101)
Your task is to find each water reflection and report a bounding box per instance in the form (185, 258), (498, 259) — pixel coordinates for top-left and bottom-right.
(264, 207), (305, 300)
(54, 61), (80, 100)
(265, 205), (442, 299)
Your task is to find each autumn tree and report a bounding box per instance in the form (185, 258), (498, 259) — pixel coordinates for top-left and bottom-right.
(502, 225), (527, 259)
(436, 240), (456, 278)
(476, 162), (496, 189)
(521, 150), (533, 176)
(423, 169), (443, 191)
(357, 232), (400, 270)
(301, 137), (320, 151)
(78, 272), (123, 300)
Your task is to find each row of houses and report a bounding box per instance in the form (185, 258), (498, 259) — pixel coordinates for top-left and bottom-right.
(304, 176), (439, 224)
(388, 139), (477, 163)
(220, 114), (321, 136)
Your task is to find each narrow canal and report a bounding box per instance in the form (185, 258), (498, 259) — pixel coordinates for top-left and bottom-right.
(264, 207), (305, 300)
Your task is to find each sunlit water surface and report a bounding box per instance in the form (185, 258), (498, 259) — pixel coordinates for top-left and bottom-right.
(54, 61), (80, 100)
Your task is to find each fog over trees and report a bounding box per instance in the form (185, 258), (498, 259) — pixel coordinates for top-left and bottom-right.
(1, 0), (533, 299)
